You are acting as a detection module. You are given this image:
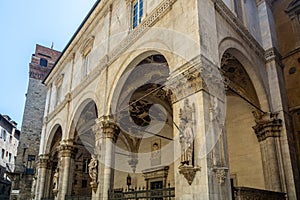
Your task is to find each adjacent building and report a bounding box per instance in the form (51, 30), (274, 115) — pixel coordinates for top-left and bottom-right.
(0, 114), (20, 200)
(10, 44), (60, 200)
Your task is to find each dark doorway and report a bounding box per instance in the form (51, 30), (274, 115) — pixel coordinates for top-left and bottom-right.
(150, 181), (163, 200)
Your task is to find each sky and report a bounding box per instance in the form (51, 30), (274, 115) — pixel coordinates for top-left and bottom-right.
(0, 0), (97, 129)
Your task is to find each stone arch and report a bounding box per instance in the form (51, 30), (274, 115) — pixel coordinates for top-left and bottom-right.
(107, 50), (171, 114)
(69, 97), (98, 140)
(45, 123), (63, 155)
(219, 37), (270, 111)
(109, 52), (174, 189)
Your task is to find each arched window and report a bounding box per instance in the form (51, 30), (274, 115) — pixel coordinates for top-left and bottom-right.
(40, 58), (48, 67)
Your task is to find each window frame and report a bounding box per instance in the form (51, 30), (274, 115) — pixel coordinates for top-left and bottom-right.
(132, 0), (144, 29)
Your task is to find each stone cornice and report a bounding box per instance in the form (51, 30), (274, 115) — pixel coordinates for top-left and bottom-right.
(215, 0), (265, 61)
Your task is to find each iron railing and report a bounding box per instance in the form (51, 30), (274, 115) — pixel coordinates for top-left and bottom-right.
(65, 195), (92, 200)
(233, 187), (286, 200)
(109, 187), (175, 200)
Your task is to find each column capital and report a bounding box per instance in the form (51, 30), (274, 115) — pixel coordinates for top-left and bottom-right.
(252, 112), (282, 142)
(168, 55), (225, 103)
(59, 139), (77, 158)
(94, 115), (120, 143)
(37, 154), (49, 168)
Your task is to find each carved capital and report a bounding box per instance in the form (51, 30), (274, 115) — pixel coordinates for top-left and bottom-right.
(252, 112), (282, 142)
(59, 139), (78, 158)
(178, 165), (200, 185)
(37, 154), (49, 168)
(213, 167), (228, 185)
(94, 115), (120, 143)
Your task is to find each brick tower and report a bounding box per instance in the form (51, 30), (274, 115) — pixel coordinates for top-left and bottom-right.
(10, 44), (60, 200)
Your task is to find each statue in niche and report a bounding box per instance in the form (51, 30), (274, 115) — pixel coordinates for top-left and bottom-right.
(178, 99), (200, 185)
(179, 99), (195, 167)
(88, 154), (98, 189)
(52, 167), (59, 195)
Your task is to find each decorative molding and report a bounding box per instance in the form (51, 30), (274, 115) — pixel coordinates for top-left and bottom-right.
(213, 167), (228, 185)
(80, 36), (95, 57)
(215, 0), (265, 61)
(252, 112), (282, 142)
(178, 165), (200, 185)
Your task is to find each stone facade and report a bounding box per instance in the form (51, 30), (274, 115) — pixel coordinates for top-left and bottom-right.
(33, 0), (300, 199)
(0, 114), (20, 200)
(273, 2), (300, 196)
(10, 45), (60, 200)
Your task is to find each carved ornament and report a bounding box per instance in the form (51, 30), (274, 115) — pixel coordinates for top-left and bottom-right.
(88, 154), (98, 192)
(252, 112), (282, 142)
(94, 115), (120, 143)
(179, 165), (200, 185)
(213, 167), (228, 185)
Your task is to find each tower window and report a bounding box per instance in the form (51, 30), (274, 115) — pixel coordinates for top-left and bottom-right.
(132, 0), (143, 29)
(40, 58), (48, 67)
(26, 155), (36, 174)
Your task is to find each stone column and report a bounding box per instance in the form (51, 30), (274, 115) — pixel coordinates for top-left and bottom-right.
(36, 154), (49, 200)
(93, 115), (120, 200)
(253, 112), (282, 192)
(57, 139), (77, 200)
(168, 56), (231, 199)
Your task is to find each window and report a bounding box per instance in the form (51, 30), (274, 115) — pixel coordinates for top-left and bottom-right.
(1, 149), (4, 159)
(82, 158), (90, 173)
(9, 136), (12, 143)
(82, 180), (88, 188)
(26, 155), (36, 174)
(1, 129), (6, 141)
(40, 58), (48, 67)
(8, 153), (11, 162)
(83, 52), (91, 77)
(132, 0), (143, 29)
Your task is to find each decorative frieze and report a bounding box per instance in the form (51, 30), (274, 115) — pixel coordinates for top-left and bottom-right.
(252, 112), (282, 142)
